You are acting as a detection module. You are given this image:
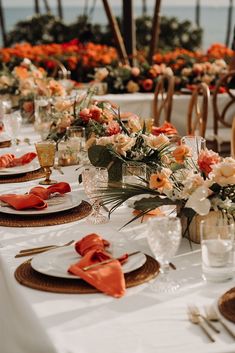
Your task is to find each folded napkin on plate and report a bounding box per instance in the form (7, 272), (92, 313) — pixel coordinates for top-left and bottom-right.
(29, 182), (71, 200)
(0, 152), (37, 168)
(0, 182), (71, 210)
(68, 233), (128, 298)
(152, 122), (178, 136)
(0, 194), (47, 210)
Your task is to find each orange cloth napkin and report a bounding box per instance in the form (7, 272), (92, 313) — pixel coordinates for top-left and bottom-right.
(68, 233), (127, 298)
(29, 182), (71, 200)
(0, 182), (71, 210)
(0, 152), (37, 168)
(0, 194), (47, 210)
(133, 207), (165, 222)
(152, 122), (178, 136)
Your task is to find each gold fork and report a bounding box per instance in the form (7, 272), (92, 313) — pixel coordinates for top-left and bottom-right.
(15, 240), (74, 258)
(187, 306), (215, 342)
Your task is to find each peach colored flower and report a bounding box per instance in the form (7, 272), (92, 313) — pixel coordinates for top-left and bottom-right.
(96, 135), (115, 146)
(113, 134), (136, 157)
(198, 149), (221, 176)
(142, 133), (169, 149)
(172, 145), (191, 164)
(149, 168), (172, 192)
(94, 67), (109, 81)
(126, 80), (139, 93)
(127, 115), (142, 133)
(131, 67), (140, 76)
(210, 157), (235, 186)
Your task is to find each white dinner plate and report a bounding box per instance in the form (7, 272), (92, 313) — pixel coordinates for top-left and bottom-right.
(0, 159), (40, 176)
(0, 192), (82, 215)
(31, 245), (147, 279)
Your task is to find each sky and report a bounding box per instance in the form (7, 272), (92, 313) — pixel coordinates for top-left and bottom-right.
(3, 0), (232, 7)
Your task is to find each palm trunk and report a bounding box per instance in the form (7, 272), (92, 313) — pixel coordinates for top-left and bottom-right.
(0, 0), (7, 46)
(225, 0), (233, 47)
(148, 0), (162, 64)
(142, 0), (147, 16)
(43, 0), (51, 13)
(102, 0), (129, 65)
(34, 0), (40, 14)
(57, 0), (63, 19)
(195, 0), (200, 27)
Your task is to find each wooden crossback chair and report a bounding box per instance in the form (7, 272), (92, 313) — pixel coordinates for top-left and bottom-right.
(212, 70), (235, 153)
(153, 74), (175, 126)
(187, 82), (210, 138)
(232, 116), (235, 158)
(40, 57), (68, 79)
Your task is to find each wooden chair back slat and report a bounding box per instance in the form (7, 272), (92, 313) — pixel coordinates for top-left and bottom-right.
(187, 82), (210, 138)
(232, 116), (235, 158)
(153, 75), (175, 126)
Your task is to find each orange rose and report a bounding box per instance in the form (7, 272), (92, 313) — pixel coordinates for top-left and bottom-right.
(172, 145), (191, 164)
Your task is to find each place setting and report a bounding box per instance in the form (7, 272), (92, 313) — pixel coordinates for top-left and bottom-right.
(0, 181), (92, 227)
(14, 233), (160, 296)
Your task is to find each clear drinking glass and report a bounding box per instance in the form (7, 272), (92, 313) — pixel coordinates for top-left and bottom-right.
(3, 110), (22, 145)
(35, 141), (57, 185)
(147, 217), (182, 292)
(181, 135), (206, 160)
(34, 97), (52, 140)
(82, 166), (109, 224)
(200, 218), (234, 282)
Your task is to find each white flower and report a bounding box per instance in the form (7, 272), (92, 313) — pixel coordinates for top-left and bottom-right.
(185, 186), (211, 216)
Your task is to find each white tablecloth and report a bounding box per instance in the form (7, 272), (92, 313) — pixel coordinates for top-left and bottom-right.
(96, 92), (234, 138)
(0, 128), (235, 353)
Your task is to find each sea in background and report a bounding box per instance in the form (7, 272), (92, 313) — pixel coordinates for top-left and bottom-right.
(1, 5), (235, 50)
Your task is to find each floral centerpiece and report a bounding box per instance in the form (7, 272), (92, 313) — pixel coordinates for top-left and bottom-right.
(0, 58), (76, 123)
(46, 90), (122, 142)
(98, 146), (235, 242)
(93, 62), (173, 93)
(87, 115), (178, 181)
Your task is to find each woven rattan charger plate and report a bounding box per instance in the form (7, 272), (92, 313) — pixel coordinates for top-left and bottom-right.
(0, 200), (92, 227)
(0, 168), (45, 184)
(218, 287), (235, 323)
(15, 255), (160, 294)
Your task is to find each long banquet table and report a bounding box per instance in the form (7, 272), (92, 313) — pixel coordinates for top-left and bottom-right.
(0, 126), (235, 353)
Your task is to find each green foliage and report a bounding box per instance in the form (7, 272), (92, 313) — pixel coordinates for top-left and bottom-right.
(6, 14), (202, 52)
(88, 145), (123, 181)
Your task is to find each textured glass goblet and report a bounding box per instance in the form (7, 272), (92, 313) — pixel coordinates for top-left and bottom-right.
(82, 166), (109, 224)
(147, 217), (182, 293)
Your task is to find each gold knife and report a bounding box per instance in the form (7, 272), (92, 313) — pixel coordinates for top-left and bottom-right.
(83, 251), (141, 271)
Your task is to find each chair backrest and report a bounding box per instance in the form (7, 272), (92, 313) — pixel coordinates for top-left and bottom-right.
(213, 70), (235, 131)
(187, 82), (210, 138)
(40, 57), (68, 79)
(153, 74), (175, 126)
(232, 116), (235, 158)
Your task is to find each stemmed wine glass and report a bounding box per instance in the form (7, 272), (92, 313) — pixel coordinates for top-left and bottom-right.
(3, 110), (22, 146)
(147, 216), (182, 293)
(35, 141), (57, 185)
(82, 166), (109, 224)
